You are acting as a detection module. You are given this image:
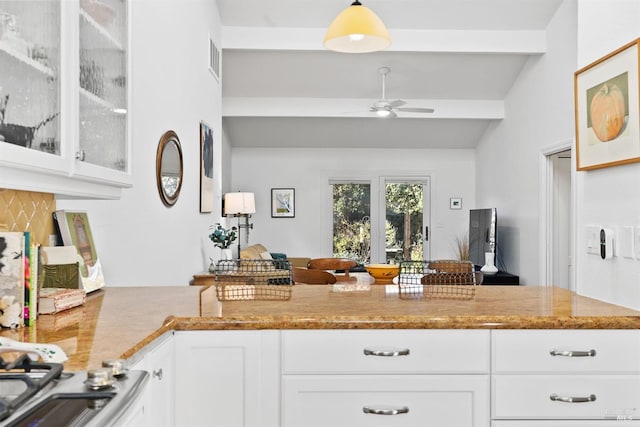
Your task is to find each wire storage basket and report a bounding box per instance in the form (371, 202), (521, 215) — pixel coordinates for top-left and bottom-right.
(397, 260), (478, 300)
(213, 259), (293, 301)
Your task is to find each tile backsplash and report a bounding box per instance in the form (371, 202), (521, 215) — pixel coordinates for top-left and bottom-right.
(0, 189), (56, 246)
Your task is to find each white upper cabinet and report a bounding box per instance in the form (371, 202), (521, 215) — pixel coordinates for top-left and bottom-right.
(75, 0), (130, 184)
(0, 1), (67, 173)
(0, 0), (131, 198)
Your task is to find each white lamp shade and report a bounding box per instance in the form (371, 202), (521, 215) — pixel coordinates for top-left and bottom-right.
(224, 192), (256, 215)
(324, 2), (391, 53)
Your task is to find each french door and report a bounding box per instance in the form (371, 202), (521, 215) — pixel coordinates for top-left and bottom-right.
(331, 176), (430, 264)
(380, 178), (430, 263)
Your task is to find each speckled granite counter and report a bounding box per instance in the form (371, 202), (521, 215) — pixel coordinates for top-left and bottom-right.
(1, 284), (640, 371)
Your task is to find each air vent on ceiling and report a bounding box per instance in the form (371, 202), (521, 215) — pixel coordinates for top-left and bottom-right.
(209, 35), (220, 82)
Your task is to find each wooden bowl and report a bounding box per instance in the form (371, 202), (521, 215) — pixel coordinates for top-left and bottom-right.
(365, 264), (400, 282)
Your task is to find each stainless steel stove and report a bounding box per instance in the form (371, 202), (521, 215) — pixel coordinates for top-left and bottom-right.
(0, 338), (149, 427)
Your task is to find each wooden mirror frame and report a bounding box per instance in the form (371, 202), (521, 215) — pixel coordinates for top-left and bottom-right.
(156, 130), (183, 207)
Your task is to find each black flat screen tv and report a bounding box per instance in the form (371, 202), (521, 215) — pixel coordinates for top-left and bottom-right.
(468, 208), (497, 269)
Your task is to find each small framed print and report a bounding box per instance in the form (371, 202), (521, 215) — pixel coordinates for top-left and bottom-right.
(450, 197), (462, 210)
(271, 188), (295, 218)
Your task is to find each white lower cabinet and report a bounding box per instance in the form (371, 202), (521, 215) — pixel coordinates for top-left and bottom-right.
(146, 332), (176, 427)
(174, 330), (280, 427)
(283, 375), (489, 427)
(281, 329), (491, 427)
(491, 330), (640, 425)
(125, 331), (175, 427)
(493, 375), (640, 419)
(153, 328), (640, 427)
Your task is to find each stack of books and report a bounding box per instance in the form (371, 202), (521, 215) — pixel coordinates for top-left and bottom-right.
(38, 288), (87, 315)
(0, 231), (39, 327)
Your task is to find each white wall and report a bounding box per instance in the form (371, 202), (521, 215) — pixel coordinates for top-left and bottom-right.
(230, 147), (475, 261)
(57, 0), (225, 286)
(574, 0), (640, 308)
(475, 0), (577, 284)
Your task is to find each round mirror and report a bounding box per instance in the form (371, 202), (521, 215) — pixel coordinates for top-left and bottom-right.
(156, 130), (183, 207)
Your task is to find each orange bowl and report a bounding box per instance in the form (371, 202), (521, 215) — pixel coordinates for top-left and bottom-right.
(365, 264), (400, 282)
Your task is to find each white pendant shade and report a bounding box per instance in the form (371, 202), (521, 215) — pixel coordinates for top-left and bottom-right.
(324, 1), (391, 53)
(224, 192), (256, 215)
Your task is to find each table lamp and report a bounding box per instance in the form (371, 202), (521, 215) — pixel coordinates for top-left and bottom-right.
(224, 192), (255, 254)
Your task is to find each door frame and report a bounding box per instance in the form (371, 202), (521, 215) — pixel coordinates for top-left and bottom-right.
(539, 140), (576, 290)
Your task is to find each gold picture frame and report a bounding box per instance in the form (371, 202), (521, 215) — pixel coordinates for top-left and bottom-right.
(575, 38), (640, 171)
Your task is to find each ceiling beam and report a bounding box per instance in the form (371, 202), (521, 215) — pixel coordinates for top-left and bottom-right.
(223, 97), (504, 120)
(221, 27), (546, 54)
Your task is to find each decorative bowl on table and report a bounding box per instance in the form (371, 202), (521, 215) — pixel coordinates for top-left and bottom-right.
(365, 264), (400, 283)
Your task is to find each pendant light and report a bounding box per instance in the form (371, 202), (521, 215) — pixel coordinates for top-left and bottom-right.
(324, 1), (391, 53)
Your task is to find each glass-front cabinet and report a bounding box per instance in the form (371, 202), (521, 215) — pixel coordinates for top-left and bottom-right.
(0, 0), (131, 197)
(0, 1), (64, 167)
(77, 0), (128, 177)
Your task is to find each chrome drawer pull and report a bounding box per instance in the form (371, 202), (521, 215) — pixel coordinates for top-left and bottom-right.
(363, 348), (410, 357)
(363, 406), (410, 415)
(550, 393), (596, 403)
(549, 349), (596, 357)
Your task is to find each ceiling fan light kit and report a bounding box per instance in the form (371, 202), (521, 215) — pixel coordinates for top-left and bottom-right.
(367, 67), (435, 118)
(324, 1), (391, 53)
(376, 108), (392, 117)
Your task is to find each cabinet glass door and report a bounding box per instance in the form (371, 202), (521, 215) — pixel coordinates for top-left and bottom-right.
(0, 0), (60, 155)
(78, 0), (127, 172)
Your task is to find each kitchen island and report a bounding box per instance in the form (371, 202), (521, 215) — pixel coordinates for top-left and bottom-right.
(2, 284), (640, 426)
(1, 283), (638, 370)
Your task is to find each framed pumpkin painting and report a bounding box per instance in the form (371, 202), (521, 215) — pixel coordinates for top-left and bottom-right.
(575, 38), (640, 171)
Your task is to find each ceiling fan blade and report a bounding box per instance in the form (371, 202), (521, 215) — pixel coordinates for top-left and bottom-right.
(396, 107), (435, 114)
(388, 99), (406, 108)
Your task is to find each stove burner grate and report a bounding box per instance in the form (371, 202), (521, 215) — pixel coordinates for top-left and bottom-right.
(0, 354), (64, 421)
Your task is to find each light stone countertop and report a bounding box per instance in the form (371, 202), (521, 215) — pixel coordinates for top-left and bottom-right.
(1, 283), (639, 371)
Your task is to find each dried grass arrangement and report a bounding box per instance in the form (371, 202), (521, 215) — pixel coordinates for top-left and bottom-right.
(454, 233), (469, 261)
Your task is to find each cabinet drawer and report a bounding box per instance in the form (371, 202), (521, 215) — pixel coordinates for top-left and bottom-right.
(282, 329), (489, 374)
(283, 375), (489, 427)
(492, 375), (640, 419)
(492, 330), (640, 373)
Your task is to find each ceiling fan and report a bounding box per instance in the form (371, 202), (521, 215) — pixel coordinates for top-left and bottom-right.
(369, 67), (435, 118)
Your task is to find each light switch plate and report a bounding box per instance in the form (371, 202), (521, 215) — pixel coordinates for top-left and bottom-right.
(586, 226), (601, 255)
(635, 227), (640, 260)
(620, 226), (634, 258)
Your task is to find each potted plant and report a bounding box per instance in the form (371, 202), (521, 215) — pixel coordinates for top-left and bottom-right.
(209, 223), (237, 261)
